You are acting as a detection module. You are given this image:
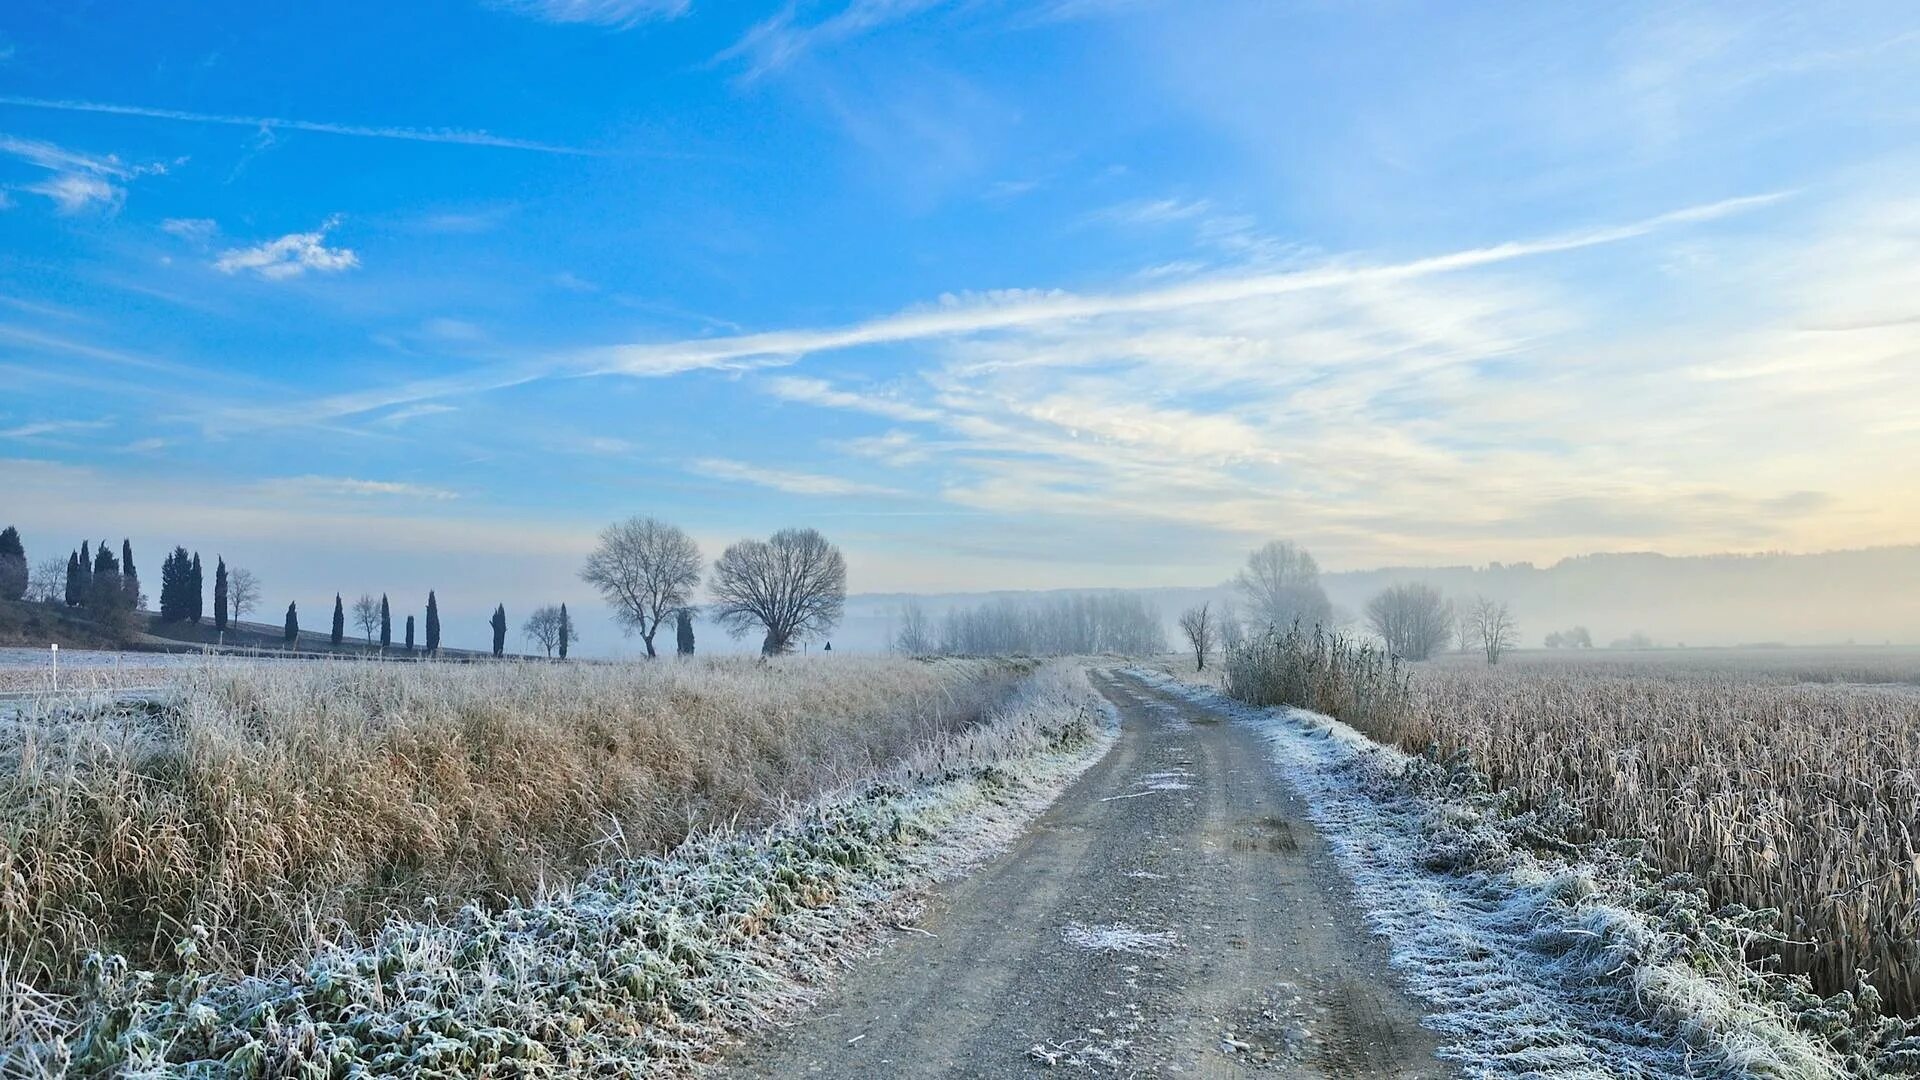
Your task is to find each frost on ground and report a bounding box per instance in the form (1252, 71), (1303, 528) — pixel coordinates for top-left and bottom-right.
(1132, 668), (1861, 1080)
(1061, 923), (1179, 954)
(0, 663), (1117, 1078)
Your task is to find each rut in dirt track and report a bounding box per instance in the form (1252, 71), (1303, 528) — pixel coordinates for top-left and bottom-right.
(720, 669), (1449, 1078)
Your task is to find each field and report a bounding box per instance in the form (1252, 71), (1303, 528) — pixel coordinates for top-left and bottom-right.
(0, 654), (1027, 993)
(1233, 639), (1920, 1021)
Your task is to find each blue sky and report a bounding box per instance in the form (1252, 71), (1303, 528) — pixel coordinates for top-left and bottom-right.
(3, 1), (1918, 653)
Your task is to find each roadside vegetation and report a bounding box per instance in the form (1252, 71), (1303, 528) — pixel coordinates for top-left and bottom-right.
(0, 655), (1022, 995)
(0, 660), (1110, 1077)
(1211, 619), (1920, 1068)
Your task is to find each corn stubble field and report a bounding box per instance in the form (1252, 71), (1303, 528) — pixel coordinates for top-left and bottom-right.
(1224, 632), (1920, 1058)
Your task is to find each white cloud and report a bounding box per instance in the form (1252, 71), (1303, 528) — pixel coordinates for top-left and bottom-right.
(0, 418), (112, 439)
(763, 375), (943, 422)
(215, 218), (360, 280)
(496, 0), (688, 28)
(265, 475), (461, 500)
(376, 403), (460, 426)
(161, 217), (219, 243)
(690, 457), (905, 497)
(839, 429), (931, 466)
(26, 172), (123, 213)
(0, 133), (164, 213)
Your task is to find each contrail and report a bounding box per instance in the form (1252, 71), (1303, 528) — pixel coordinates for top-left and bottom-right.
(0, 94), (596, 155)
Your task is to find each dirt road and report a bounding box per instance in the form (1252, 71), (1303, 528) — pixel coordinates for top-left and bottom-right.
(721, 668), (1448, 1078)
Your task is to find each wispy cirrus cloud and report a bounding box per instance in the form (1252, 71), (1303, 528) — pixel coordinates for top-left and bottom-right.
(214, 217), (359, 280)
(0, 95), (592, 155)
(0, 132), (165, 212)
(495, 0), (688, 28)
(720, 0), (951, 80)
(690, 457), (904, 497)
(264, 475), (461, 501)
(578, 193), (1784, 379)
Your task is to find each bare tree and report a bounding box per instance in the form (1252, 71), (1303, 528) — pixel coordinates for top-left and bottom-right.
(1455, 601), (1475, 653)
(1178, 602), (1216, 671)
(352, 593), (381, 645)
(895, 599), (933, 655)
(580, 517), (703, 658)
(227, 568), (260, 625)
(522, 605), (567, 658)
(1235, 540), (1332, 633)
(1470, 597), (1518, 665)
(1364, 582), (1453, 661)
(27, 557), (67, 604)
(710, 527), (846, 655)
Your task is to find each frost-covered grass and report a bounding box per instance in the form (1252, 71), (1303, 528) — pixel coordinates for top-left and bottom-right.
(1, 661), (1115, 1077)
(1399, 663), (1920, 1021)
(1139, 668), (1920, 1078)
(0, 655), (1025, 994)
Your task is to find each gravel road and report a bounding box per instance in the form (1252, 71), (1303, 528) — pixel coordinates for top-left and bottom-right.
(720, 668), (1448, 1078)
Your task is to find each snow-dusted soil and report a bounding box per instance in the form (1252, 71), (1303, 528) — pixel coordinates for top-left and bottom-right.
(1134, 668), (1851, 1080)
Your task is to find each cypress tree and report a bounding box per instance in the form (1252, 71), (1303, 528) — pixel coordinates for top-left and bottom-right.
(490, 604), (507, 658)
(77, 541), (92, 602)
(558, 603), (571, 660)
(121, 539), (139, 610)
(189, 553), (204, 623)
(331, 594), (345, 647)
(213, 558), (229, 632)
(677, 608), (695, 656)
(89, 542), (120, 610)
(0, 526), (27, 602)
(284, 601), (299, 645)
(405, 614), (416, 653)
(380, 594), (391, 650)
(426, 591), (441, 655)
(65, 551), (79, 606)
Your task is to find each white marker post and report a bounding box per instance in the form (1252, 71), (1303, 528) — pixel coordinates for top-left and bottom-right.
(50, 642), (58, 693)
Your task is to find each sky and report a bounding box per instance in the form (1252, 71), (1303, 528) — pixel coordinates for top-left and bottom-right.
(2, 1), (1918, 654)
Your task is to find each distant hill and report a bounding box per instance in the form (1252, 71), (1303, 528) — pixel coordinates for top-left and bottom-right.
(839, 544), (1920, 652)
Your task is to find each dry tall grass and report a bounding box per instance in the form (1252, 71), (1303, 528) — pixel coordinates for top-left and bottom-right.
(1366, 659), (1920, 1017)
(0, 655), (1015, 993)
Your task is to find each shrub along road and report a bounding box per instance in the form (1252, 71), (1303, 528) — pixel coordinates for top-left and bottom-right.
(722, 669), (1446, 1078)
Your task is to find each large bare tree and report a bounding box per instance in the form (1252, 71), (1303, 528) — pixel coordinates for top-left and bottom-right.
(227, 567), (260, 625)
(580, 516), (703, 658)
(710, 527), (846, 655)
(1178, 602), (1216, 672)
(1364, 582), (1453, 661)
(1234, 540), (1332, 633)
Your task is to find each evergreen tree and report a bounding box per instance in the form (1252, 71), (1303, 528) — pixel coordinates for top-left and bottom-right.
(676, 608), (695, 656)
(426, 591), (441, 655)
(0, 526), (28, 602)
(380, 594), (392, 650)
(213, 558), (229, 632)
(558, 603), (571, 660)
(491, 604), (507, 658)
(77, 541), (92, 602)
(88, 542), (121, 610)
(189, 553), (204, 624)
(331, 594), (345, 647)
(284, 601), (299, 645)
(405, 614), (416, 652)
(121, 539), (139, 610)
(65, 550), (79, 606)
(159, 548), (181, 620)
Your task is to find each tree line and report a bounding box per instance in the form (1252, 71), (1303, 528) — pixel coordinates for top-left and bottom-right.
(0, 524), (570, 660)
